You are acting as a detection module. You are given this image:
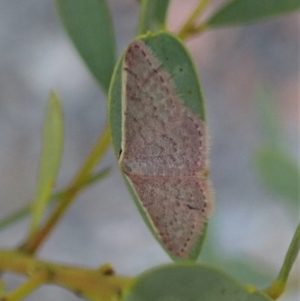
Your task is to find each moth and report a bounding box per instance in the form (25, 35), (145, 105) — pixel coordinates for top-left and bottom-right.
(119, 39), (212, 258)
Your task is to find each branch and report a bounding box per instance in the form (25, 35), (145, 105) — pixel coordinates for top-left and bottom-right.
(0, 249), (132, 301)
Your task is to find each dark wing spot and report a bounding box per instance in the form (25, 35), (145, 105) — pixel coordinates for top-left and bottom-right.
(186, 204), (198, 211)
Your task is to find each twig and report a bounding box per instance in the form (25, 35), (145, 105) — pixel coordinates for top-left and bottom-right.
(0, 249), (132, 301)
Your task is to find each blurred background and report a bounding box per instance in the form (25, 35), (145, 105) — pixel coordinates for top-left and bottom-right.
(0, 0), (299, 300)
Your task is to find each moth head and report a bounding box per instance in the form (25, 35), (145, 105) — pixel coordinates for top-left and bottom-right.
(119, 156), (133, 175)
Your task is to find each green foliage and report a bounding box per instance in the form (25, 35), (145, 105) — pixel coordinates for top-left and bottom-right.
(136, 0), (170, 34)
(206, 0), (300, 27)
(30, 92), (63, 233)
(56, 0), (116, 93)
(0, 1), (299, 300)
(124, 264), (272, 301)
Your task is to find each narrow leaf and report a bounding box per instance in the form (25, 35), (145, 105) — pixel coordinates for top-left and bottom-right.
(136, 0), (170, 35)
(56, 0), (116, 93)
(206, 0), (300, 28)
(30, 91), (63, 233)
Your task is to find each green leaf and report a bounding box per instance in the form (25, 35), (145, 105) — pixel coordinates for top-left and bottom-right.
(254, 147), (300, 206)
(136, 0), (170, 35)
(205, 0), (300, 28)
(30, 92), (64, 233)
(108, 32), (207, 261)
(123, 264), (272, 301)
(56, 0), (116, 93)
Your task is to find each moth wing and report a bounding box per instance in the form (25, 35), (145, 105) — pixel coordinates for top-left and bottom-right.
(120, 40), (206, 176)
(127, 175), (211, 257)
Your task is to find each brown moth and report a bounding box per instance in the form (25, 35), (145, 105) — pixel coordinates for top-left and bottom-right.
(119, 40), (212, 258)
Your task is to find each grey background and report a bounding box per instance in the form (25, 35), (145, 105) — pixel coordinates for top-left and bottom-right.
(0, 0), (299, 300)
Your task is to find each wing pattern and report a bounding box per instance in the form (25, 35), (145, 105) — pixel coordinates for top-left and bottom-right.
(119, 40), (211, 257)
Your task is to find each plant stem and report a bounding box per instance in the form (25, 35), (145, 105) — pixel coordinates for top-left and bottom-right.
(277, 224), (300, 282)
(19, 124), (111, 255)
(0, 168), (110, 231)
(177, 0), (211, 40)
(263, 222), (300, 299)
(0, 249), (132, 301)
